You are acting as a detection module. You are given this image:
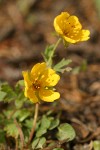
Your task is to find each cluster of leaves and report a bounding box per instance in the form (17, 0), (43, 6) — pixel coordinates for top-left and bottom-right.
(0, 81), (76, 149)
(43, 44), (72, 73)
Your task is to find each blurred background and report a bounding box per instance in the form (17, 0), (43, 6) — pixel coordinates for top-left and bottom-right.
(0, 0), (100, 138)
(0, 0), (100, 83)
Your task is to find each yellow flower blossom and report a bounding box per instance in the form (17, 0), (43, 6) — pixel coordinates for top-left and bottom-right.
(22, 62), (60, 103)
(54, 12), (90, 43)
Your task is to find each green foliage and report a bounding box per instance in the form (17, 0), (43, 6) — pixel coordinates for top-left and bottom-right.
(32, 137), (46, 149)
(13, 109), (31, 122)
(49, 118), (60, 130)
(36, 115), (51, 137)
(0, 91), (7, 101)
(53, 58), (72, 73)
(0, 82), (17, 102)
(0, 27), (77, 149)
(43, 45), (55, 63)
(56, 123), (76, 141)
(4, 121), (19, 138)
(0, 129), (6, 143)
(0, 80), (76, 149)
(93, 141), (100, 150)
(32, 138), (40, 149)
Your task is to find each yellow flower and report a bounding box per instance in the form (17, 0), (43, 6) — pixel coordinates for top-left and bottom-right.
(54, 12), (90, 43)
(22, 62), (60, 103)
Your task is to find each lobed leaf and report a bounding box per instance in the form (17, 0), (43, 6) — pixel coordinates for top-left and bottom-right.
(43, 45), (55, 62)
(0, 91), (7, 101)
(49, 118), (60, 130)
(36, 115), (51, 137)
(56, 123), (76, 141)
(13, 109), (31, 122)
(53, 58), (72, 73)
(1, 83), (17, 102)
(35, 137), (46, 149)
(4, 122), (19, 138)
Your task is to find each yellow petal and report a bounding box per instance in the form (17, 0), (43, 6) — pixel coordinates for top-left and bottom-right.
(31, 62), (47, 79)
(39, 89), (60, 102)
(54, 21), (63, 35)
(54, 12), (70, 35)
(68, 16), (82, 30)
(63, 36), (77, 43)
(40, 69), (60, 87)
(22, 71), (32, 88)
(80, 30), (90, 41)
(25, 87), (38, 103)
(31, 62), (46, 74)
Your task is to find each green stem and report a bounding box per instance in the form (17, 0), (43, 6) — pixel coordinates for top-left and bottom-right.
(47, 38), (62, 67)
(28, 103), (39, 144)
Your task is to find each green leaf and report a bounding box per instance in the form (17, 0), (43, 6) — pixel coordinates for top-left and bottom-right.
(48, 142), (55, 147)
(42, 45), (54, 62)
(36, 137), (46, 149)
(49, 118), (60, 130)
(4, 122), (19, 138)
(0, 91), (7, 101)
(3, 110), (14, 118)
(1, 83), (16, 102)
(0, 114), (4, 124)
(14, 109), (31, 122)
(93, 141), (100, 150)
(36, 128), (47, 138)
(32, 137), (46, 149)
(53, 58), (72, 73)
(56, 123), (76, 141)
(15, 92), (27, 108)
(36, 115), (51, 137)
(24, 119), (33, 129)
(32, 138), (40, 149)
(16, 80), (24, 87)
(40, 115), (51, 129)
(0, 130), (6, 143)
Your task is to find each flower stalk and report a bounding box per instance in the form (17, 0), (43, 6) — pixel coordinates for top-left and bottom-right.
(28, 103), (39, 144)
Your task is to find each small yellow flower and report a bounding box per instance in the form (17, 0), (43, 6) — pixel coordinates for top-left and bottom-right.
(22, 62), (60, 103)
(54, 12), (90, 43)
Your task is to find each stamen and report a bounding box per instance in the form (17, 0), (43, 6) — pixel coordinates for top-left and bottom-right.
(33, 83), (40, 90)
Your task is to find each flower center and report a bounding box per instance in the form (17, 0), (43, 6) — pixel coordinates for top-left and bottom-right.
(63, 24), (75, 36)
(32, 83), (40, 90)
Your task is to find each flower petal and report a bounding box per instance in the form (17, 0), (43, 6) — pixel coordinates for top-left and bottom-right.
(63, 36), (77, 43)
(39, 89), (60, 102)
(54, 12), (70, 35)
(25, 87), (38, 103)
(54, 12), (90, 43)
(41, 69), (60, 87)
(80, 30), (90, 41)
(68, 16), (82, 30)
(22, 71), (32, 88)
(31, 62), (47, 79)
